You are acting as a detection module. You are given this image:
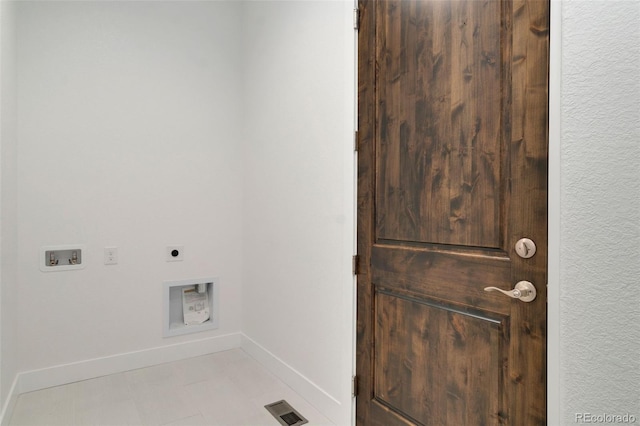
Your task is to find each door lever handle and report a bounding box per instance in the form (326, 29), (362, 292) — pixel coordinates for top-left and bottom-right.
(484, 280), (537, 302)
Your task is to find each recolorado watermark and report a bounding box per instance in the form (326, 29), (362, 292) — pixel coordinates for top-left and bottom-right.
(576, 413), (637, 423)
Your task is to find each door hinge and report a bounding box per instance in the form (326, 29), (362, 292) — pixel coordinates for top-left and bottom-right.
(354, 130), (359, 152)
(353, 8), (360, 31)
(352, 375), (360, 398)
(352, 255), (360, 275)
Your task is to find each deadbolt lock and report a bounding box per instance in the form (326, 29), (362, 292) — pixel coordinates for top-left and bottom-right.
(515, 238), (537, 259)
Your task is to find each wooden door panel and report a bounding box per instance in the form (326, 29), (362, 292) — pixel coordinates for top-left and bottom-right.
(375, 0), (506, 248)
(371, 244), (511, 315)
(374, 292), (507, 425)
(357, 0), (549, 424)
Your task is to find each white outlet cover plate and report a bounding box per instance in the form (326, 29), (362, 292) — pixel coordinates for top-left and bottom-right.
(166, 246), (184, 262)
(104, 247), (118, 265)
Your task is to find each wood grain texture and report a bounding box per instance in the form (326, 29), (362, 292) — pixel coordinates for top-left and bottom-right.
(507, 0), (549, 424)
(371, 244), (512, 315)
(375, 292), (506, 425)
(357, 0), (549, 425)
(375, 0), (504, 248)
(355, 0), (378, 424)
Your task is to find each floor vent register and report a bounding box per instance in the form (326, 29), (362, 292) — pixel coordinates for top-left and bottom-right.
(264, 400), (309, 426)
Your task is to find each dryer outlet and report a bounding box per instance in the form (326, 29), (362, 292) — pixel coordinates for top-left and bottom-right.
(166, 246), (184, 262)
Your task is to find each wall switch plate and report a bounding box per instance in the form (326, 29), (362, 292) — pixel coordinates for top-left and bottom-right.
(166, 246), (184, 262)
(104, 247), (118, 265)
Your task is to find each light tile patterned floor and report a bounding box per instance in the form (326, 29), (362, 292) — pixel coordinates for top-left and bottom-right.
(9, 349), (334, 426)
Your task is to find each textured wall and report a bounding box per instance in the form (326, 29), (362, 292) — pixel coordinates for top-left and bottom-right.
(560, 0), (640, 423)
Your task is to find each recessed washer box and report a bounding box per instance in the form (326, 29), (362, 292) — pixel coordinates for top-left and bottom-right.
(40, 245), (86, 272)
(163, 277), (219, 338)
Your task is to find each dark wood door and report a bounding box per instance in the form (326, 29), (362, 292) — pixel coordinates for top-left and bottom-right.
(356, 1), (549, 425)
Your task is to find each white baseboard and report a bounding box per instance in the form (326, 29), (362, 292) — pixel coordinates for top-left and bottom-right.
(0, 333), (242, 426)
(0, 332), (241, 424)
(241, 334), (347, 425)
(1, 332), (348, 425)
(0, 376), (19, 426)
(18, 332), (241, 394)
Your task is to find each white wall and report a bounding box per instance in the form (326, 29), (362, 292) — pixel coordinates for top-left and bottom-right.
(7, 2), (356, 424)
(0, 0), (18, 413)
(241, 1), (355, 424)
(14, 0), (244, 371)
(560, 0), (640, 423)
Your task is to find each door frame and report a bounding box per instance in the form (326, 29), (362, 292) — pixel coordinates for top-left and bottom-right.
(547, 0), (562, 424)
(349, 0), (563, 424)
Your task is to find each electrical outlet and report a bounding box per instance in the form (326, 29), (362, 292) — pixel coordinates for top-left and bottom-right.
(166, 246), (184, 262)
(104, 247), (118, 265)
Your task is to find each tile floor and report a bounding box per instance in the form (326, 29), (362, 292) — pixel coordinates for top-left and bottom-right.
(9, 349), (334, 426)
